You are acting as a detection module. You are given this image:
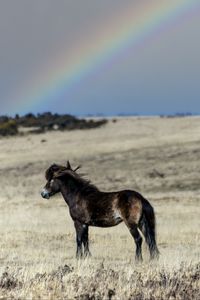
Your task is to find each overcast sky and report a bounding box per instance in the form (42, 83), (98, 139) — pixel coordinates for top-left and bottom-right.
(0, 0), (200, 116)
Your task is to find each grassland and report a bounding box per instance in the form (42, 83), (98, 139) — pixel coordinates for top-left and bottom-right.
(0, 116), (199, 299)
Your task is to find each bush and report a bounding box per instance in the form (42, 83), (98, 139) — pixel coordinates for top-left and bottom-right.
(15, 112), (108, 132)
(0, 120), (18, 136)
(0, 113), (108, 136)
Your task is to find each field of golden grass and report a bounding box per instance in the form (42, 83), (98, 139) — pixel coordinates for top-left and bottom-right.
(0, 116), (199, 299)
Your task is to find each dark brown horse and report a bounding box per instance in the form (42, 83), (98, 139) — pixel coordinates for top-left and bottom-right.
(41, 161), (159, 261)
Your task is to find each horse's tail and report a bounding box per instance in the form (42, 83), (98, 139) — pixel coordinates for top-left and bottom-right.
(139, 198), (159, 259)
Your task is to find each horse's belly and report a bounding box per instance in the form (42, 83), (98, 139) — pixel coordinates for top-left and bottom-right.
(88, 208), (123, 227)
(89, 217), (123, 227)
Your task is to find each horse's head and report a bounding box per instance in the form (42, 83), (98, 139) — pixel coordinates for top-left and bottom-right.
(41, 161), (81, 199)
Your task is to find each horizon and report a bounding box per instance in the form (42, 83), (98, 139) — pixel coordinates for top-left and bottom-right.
(1, 111), (198, 119)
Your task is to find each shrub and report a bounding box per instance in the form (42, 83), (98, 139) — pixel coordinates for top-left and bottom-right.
(0, 120), (18, 136)
(0, 113), (108, 136)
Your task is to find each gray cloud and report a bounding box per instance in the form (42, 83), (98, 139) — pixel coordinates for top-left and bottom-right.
(0, 0), (200, 115)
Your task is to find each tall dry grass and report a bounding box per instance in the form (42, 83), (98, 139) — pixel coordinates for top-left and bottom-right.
(0, 116), (199, 299)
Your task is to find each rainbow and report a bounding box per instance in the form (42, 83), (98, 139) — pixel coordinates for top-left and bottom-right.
(9, 0), (199, 114)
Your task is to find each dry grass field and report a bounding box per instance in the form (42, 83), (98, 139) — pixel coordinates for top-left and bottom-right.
(0, 116), (199, 299)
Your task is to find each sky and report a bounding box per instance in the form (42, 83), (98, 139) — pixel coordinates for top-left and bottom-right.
(0, 0), (200, 116)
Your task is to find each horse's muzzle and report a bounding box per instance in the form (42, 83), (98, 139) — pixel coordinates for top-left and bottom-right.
(41, 189), (50, 199)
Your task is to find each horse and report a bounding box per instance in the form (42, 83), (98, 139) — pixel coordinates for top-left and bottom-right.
(41, 161), (159, 261)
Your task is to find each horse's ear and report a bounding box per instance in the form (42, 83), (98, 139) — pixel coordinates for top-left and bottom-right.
(73, 165), (81, 172)
(66, 161), (72, 170)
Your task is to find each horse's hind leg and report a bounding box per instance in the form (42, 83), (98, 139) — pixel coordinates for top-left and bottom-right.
(127, 223), (143, 262)
(138, 214), (159, 260)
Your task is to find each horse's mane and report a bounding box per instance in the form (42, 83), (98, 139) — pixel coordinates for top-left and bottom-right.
(45, 164), (66, 181)
(45, 163), (99, 194)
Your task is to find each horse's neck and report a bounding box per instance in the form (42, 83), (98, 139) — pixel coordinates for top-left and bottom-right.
(60, 182), (79, 207)
(60, 178), (99, 206)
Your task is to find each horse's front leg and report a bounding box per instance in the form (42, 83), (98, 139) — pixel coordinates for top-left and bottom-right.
(74, 220), (84, 258)
(82, 224), (91, 257)
(74, 221), (91, 258)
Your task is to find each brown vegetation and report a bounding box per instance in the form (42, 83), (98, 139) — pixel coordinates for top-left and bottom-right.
(0, 263), (199, 299)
